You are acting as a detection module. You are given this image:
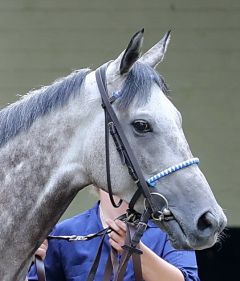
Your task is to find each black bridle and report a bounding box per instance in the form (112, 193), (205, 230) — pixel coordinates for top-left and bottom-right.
(95, 63), (171, 219)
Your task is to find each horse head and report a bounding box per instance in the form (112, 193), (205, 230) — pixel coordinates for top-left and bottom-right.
(83, 29), (227, 250)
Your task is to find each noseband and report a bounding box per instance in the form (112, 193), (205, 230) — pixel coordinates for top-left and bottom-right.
(95, 64), (199, 222)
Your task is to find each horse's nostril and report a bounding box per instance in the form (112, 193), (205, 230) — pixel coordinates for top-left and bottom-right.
(197, 211), (216, 232)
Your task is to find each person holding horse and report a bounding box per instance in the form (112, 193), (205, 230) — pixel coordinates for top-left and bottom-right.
(28, 188), (199, 281)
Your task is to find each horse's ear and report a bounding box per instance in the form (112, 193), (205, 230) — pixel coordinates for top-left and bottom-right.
(119, 29), (144, 75)
(139, 30), (171, 68)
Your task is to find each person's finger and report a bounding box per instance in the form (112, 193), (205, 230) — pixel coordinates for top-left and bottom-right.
(115, 219), (127, 232)
(39, 240), (48, 252)
(41, 239), (48, 249)
(109, 231), (125, 245)
(106, 218), (121, 233)
(106, 219), (126, 237)
(109, 237), (124, 253)
(35, 239), (48, 260)
(36, 248), (46, 259)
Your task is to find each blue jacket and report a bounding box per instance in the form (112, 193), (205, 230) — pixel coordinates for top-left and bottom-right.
(28, 202), (199, 281)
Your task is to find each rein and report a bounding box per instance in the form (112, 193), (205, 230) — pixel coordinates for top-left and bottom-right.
(33, 64), (199, 281)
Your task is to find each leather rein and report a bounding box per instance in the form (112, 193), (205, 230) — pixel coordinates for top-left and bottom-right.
(33, 64), (199, 281)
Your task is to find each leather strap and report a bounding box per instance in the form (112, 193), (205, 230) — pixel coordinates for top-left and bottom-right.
(86, 231), (108, 281)
(104, 107), (123, 207)
(35, 255), (46, 281)
(128, 224), (143, 281)
(103, 248), (118, 280)
(102, 209), (150, 281)
(114, 210), (150, 281)
(103, 224), (144, 281)
(95, 65), (158, 214)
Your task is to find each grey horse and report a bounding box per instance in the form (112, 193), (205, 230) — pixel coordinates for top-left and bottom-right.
(0, 30), (226, 281)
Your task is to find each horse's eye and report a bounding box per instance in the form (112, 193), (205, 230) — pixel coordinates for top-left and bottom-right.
(132, 120), (152, 133)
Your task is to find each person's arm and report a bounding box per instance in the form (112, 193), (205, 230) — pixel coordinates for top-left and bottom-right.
(106, 219), (185, 281)
(139, 242), (184, 281)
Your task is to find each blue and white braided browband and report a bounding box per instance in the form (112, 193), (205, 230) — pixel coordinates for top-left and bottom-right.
(147, 157), (200, 187)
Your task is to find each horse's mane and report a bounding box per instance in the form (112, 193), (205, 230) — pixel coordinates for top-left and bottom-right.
(0, 69), (90, 147)
(0, 62), (168, 147)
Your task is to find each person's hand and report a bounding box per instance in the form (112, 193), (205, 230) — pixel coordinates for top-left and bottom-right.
(106, 219), (127, 253)
(35, 239), (48, 260)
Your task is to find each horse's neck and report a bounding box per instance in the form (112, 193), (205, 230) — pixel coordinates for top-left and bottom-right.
(0, 93), (96, 281)
(0, 98), (86, 193)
